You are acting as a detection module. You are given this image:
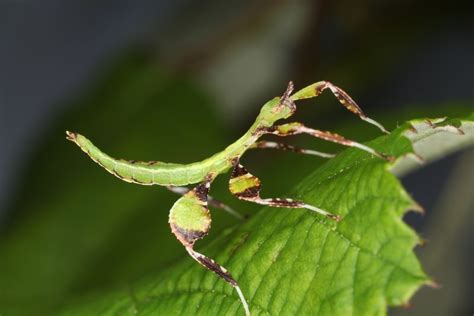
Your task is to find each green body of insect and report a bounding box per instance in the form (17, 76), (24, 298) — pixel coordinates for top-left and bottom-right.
(67, 81), (390, 316)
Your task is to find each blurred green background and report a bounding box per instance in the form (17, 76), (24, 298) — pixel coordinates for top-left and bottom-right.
(1, 0), (473, 315)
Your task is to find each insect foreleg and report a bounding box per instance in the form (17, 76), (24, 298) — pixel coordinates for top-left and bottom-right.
(290, 81), (389, 134)
(168, 178), (250, 316)
(228, 162), (341, 221)
(167, 186), (244, 220)
(249, 141), (335, 158)
(267, 122), (393, 161)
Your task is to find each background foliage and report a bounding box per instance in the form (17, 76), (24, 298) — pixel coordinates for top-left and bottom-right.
(1, 1), (473, 315)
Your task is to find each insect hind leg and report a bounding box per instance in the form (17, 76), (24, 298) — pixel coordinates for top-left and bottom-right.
(228, 162), (341, 221)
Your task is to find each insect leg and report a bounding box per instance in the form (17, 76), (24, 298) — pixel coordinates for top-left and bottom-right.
(186, 247), (250, 316)
(267, 122), (393, 161)
(168, 178), (250, 316)
(249, 141), (335, 158)
(290, 81), (389, 134)
(229, 162), (341, 221)
(167, 186), (244, 220)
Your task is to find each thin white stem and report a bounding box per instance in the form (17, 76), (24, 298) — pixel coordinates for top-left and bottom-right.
(362, 116), (390, 134)
(217, 202), (244, 220)
(303, 203), (342, 221)
(234, 284), (251, 316)
(350, 142), (386, 160)
(300, 149), (336, 158)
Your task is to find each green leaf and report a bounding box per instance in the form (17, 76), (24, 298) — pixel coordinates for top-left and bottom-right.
(391, 116), (474, 176)
(55, 114), (473, 315)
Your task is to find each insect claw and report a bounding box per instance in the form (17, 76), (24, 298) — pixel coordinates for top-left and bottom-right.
(382, 153), (396, 162)
(328, 214), (343, 222)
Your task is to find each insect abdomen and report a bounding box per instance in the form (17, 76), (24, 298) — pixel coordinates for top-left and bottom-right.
(66, 132), (212, 186)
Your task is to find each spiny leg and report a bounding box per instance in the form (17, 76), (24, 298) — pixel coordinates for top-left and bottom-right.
(267, 122), (393, 161)
(168, 178), (250, 316)
(290, 81), (389, 134)
(249, 141), (335, 158)
(229, 162), (341, 221)
(167, 185), (244, 220)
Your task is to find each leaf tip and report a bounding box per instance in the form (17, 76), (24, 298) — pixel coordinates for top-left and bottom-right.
(427, 279), (441, 289)
(411, 201), (425, 215)
(417, 237), (429, 247)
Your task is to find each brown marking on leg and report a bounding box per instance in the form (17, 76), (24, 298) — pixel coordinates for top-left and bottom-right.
(186, 247), (237, 286)
(235, 185), (262, 199)
(194, 182), (210, 203)
(170, 224), (208, 245)
(231, 162), (252, 178)
(319, 82), (364, 116)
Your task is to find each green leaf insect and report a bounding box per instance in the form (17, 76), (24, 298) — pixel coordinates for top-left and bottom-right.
(66, 81), (392, 316)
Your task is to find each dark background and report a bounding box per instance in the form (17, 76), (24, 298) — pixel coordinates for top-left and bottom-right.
(1, 0), (473, 315)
